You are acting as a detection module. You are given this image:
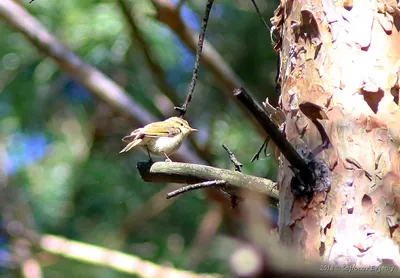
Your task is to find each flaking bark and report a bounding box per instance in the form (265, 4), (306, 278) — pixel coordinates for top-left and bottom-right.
(273, 0), (400, 266)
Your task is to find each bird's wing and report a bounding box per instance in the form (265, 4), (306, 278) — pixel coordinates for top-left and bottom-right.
(120, 128), (144, 153)
(142, 123), (181, 138)
(119, 124), (181, 153)
(122, 128), (143, 142)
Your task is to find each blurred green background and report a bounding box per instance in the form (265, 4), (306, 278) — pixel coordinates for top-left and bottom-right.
(0, 0), (279, 277)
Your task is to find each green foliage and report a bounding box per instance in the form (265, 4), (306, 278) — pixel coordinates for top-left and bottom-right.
(0, 0), (279, 276)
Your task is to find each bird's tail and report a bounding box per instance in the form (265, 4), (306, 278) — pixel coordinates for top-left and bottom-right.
(119, 139), (142, 153)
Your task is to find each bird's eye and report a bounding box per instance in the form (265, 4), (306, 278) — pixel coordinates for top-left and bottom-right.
(180, 123), (184, 126)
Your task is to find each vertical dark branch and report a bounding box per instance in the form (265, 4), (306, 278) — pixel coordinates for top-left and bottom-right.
(175, 0), (215, 116)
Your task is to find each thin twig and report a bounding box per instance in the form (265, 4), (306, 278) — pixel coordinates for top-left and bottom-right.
(222, 144), (243, 172)
(234, 87), (313, 185)
(251, 137), (271, 162)
(249, 0), (274, 37)
(167, 180), (226, 199)
(175, 0), (215, 116)
(150, 0), (266, 137)
(137, 161), (279, 205)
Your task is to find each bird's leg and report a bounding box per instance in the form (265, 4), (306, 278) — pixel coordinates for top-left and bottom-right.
(163, 152), (172, 162)
(146, 148), (153, 163)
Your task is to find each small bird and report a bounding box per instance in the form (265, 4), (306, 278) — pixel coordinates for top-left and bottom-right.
(119, 117), (197, 161)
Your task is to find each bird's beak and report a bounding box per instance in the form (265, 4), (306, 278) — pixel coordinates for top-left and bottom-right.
(190, 128), (198, 132)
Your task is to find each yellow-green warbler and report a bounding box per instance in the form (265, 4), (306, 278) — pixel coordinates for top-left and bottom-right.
(120, 117), (197, 161)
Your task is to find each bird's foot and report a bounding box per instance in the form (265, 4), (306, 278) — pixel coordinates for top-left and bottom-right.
(163, 152), (172, 162)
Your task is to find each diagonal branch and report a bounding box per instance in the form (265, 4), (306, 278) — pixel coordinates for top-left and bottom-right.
(116, 0), (180, 105)
(234, 87), (313, 183)
(0, 0), (152, 124)
(35, 234), (220, 278)
(150, 0), (242, 92)
(137, 162), (279, 205)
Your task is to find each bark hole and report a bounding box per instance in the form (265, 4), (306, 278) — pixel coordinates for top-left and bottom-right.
(361, 194), (373, 215)
(391, 87), (399, 105)
(361, 90), (384, 113)
(319, 242), (325, 256)
(347, 207), (354, 214)
(390, 225), (399, 237)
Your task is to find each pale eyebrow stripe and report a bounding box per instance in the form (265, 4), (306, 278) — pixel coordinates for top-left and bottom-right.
(171, 118), (189, 127)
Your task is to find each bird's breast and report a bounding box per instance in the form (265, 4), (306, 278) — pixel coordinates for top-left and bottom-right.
(146, 135), (184, 155)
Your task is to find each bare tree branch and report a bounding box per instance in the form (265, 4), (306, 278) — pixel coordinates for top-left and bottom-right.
(0, 0), (203, 164)
(137, 162), (279, 204)
(150, 0), (242, 91)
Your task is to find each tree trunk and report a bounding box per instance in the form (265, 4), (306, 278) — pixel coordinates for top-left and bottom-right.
(274, 0), (400, 266)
